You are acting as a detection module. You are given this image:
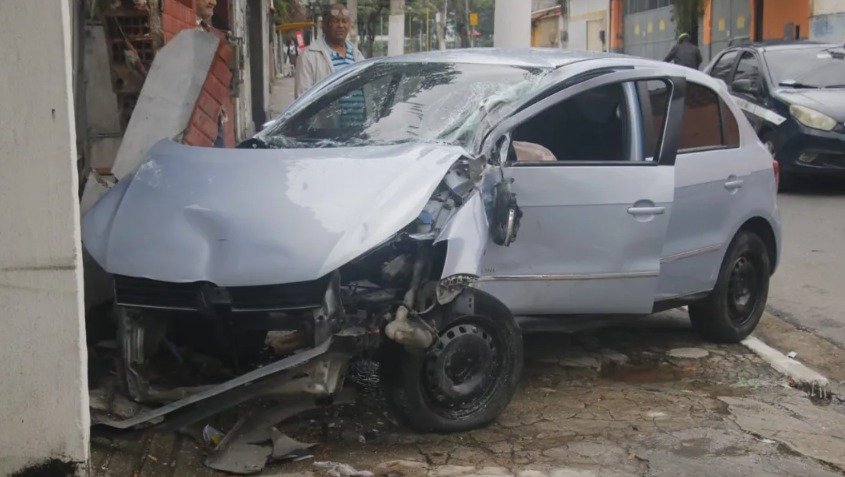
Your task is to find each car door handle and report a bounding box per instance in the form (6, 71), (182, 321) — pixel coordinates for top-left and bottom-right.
(724, 179), (744, 190)
(627, 206), (665, 216)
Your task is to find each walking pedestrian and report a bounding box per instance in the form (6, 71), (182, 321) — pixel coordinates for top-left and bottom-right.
(664, 33), (703, 70)
(294, 3), (365, 98)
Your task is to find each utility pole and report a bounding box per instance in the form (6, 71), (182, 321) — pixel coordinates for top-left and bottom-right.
(388, 0), (405, 56)
(436, 0), (447, 50)
(426, 7), (430, 50)
(493, 0), (530, 47)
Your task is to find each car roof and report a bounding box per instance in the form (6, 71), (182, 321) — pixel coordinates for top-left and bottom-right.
(377, 48), (627, 69)
(726, 40), (838, 53)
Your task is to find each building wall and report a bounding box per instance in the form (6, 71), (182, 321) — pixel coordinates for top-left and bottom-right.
(624, 6), (675, 60)
(532, 14), (561, 47)
(758, 0), (810, 39)
(0, 0), (89, 474)
(568, 0), (610, 51)
(810, 0), (845, 42)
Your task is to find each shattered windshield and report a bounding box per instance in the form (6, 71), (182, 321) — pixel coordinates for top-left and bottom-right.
(766, 47), (845, 88)
(262, 62), (550, 148)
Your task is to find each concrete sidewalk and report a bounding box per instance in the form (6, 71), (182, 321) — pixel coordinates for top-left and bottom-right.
(269, 75), (295, 119)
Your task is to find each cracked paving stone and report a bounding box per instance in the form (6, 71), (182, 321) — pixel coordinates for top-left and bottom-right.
(428, 465), (476, 477)
(516, 471), (547, 477)
(559, 356), (602, 370)
(548, 469), (598, 477)
(667, 348), (710, 359)
(374, 460), (428, 477)
(719, 393), (845, 470)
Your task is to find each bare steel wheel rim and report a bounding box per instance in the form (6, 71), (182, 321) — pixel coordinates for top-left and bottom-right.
(423, 322), (502, 418)
(727, 254), (760, 327)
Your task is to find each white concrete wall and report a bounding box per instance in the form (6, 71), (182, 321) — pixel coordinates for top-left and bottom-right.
(567, 0), (609, 51)
(495, 0), (531, 47)
(810, 0), (845, 43)
(812, 0), (845, 16)
(0, 1), (89, 474)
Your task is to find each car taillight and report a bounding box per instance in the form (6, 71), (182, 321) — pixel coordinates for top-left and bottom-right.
(773, 160), (780, 187)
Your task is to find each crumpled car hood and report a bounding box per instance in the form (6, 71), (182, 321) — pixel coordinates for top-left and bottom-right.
(83, 139), (466, 286)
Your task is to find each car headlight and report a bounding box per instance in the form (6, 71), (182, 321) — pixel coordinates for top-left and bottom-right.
(789, 104), (837, 131)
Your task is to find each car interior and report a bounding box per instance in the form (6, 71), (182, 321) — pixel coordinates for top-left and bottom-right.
(510, 83), (632, 163)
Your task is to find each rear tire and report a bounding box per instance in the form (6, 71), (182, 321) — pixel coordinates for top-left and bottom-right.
(379, 307), (523, 433)
(689, 231), (771, 343)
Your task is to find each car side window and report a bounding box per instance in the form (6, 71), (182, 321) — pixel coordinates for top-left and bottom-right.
(721, 98), (741, 147)
(635, 80), (670, 161)
(734, 52), (760, 85)
(711, 51), (738, 83)
(510, 83), (632, 163)
(679, 82), (740, 151)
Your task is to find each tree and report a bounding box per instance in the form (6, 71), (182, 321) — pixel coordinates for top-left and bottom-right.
(357, 0), (390, 57)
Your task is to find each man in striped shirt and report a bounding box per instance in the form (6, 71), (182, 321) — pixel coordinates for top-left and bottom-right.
(295, 3), (366, 129)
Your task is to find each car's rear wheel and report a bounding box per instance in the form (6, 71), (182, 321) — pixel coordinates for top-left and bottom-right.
(689, 231), (771, 343)
(379, 306), (522, 433)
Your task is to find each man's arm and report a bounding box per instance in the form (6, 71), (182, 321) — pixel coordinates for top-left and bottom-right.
(294, 53), (314, 99)
(663, 45), (678, 63)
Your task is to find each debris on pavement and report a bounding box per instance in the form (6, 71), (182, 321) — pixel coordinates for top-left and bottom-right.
(787, 351), (798, 359)
(202, 424), (224, 446)
(271, 427), (315, 461)
(314, 461), (374, 477)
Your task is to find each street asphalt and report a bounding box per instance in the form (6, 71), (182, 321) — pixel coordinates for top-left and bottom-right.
(769, 177), (845, 349)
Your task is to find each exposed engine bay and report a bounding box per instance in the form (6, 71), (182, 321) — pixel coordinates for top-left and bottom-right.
(91, 150), (523, 438)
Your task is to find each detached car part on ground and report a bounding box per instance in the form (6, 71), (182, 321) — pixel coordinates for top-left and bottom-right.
(83, 49), (781, 435)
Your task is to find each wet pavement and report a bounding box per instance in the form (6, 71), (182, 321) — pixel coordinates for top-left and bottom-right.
(89, 310), (845, 476)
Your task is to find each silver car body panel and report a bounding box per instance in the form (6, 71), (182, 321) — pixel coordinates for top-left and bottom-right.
(477, 164), (675, 315)
(83, 139), (465, 286)
(435, 189), (489, 278)
(655, 70), (780, 300)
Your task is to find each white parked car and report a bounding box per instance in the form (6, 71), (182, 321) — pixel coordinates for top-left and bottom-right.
(83, 49), (781, 433)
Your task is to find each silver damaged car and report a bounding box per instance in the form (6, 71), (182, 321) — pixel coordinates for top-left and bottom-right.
(83, 49), (781, 433)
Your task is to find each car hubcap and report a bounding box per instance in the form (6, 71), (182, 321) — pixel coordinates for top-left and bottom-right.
(727, 256), (759, 326)
(424, 323), (500, 416)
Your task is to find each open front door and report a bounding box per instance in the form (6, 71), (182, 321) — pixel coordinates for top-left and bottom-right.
(477, 71), (686, 315)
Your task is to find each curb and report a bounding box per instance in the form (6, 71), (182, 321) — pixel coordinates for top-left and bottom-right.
(742, 336), (830, 398)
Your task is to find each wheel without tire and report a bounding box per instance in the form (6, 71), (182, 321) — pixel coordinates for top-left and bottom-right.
(379, 306), (523, 433)
(689, 231), (771, 343)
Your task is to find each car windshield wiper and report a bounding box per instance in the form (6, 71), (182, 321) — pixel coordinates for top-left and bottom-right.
(778, 81), (819, 89)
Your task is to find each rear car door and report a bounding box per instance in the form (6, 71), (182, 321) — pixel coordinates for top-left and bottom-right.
(656, 81), (752, 300)
(477, 70), (685, 315)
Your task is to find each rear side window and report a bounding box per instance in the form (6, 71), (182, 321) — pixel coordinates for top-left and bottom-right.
(721, 99), (741, 147)
(711, 51), (738, 82)
(679, 83), (740, 151)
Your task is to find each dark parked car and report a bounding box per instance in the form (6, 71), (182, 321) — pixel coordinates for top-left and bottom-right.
(704, 41), (845, 189)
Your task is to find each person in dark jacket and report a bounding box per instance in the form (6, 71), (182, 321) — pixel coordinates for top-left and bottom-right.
(664, 33), (703, 70)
